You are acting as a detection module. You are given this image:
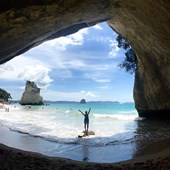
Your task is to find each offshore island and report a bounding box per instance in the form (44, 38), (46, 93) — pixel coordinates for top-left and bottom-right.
(0, 1), (170, 170)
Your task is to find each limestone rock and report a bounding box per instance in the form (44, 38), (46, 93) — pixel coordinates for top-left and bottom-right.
(78, 130), (95, 138)
(80, 99), (86, 104)
(0, 1), (170, 118)
(20, 81), (43, 105)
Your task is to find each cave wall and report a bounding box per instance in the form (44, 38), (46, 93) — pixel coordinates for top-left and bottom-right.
(0, 0), (109, 64)
(0, 0), (169, 118)
(107, 0), (170, 117)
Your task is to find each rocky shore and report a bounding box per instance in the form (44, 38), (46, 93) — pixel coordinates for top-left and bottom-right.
(0, 143), (170, 170)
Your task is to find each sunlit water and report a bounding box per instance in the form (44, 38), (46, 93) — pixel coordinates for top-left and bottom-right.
(3, 102), (170, 162)
(1, 102), (170, 163)
(0, 102), (138, 143)
(0, 102), (139, 162)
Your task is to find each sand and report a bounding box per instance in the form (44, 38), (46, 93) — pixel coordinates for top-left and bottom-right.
(0, 143), (170, 170)
(0, 104), (170, 169)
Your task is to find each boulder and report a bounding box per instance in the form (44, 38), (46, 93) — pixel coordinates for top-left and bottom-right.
(78, 130), (95, 138)
(80, 99), (86, 104)
(20, 81), (43, 105)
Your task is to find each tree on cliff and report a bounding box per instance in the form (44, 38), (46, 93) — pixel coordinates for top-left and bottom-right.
(0, 88), (12, 102)
(116, 35), (137, 74)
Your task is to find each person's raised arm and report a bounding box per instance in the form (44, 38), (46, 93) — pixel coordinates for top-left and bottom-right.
(88, 108), (91, 114)
(79, 110), (84, 115)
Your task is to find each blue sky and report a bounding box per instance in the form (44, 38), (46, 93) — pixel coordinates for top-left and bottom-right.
(0, 22), (134, 102)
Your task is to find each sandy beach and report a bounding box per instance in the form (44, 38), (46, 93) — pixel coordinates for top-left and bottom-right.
(0, 125), (170, 170)
(0, 142), (170, 170)
(1, 104), (170, 169)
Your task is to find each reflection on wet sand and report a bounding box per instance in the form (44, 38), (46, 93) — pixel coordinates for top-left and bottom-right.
(82, 144), (89, 161)
(132, 119), (170, 158)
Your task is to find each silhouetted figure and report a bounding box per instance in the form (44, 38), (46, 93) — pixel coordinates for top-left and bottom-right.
(79, 108), (91, 134)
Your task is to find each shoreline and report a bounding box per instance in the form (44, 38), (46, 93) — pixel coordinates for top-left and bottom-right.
(0, 102), (139, 163)
(1, 104), (170, 169)
(0, 142), (170, 170)
(0, 125), (135, 163)
(0, 126), (170, 169)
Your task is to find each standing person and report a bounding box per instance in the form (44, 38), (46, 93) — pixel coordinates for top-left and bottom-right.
(79, 108), (91, 134)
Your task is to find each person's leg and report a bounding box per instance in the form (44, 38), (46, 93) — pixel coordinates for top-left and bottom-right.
(84, 123), (86, 132)
(85, 123), (88, 134)
(87, 123), (89, 133)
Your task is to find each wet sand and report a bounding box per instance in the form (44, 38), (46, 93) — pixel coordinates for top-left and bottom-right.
(0, 125), (135, 163)
(0, 143), (170, 170)
(0, 126), (170, 169)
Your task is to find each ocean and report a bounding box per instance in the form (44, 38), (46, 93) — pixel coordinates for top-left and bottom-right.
(0, 102), (170, 163)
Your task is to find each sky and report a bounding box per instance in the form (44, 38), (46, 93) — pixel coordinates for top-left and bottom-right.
(0, 22), (135, 102)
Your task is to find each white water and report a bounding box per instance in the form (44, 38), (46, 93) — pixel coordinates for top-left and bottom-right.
(0, 102), (143, 162)
(0, 103), (138, 147)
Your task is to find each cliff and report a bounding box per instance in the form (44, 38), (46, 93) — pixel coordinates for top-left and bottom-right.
(20, 81), (43, 105)
(0, 0), (169, 118)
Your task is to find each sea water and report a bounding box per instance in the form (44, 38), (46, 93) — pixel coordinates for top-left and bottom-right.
(0, 101), (141, 162)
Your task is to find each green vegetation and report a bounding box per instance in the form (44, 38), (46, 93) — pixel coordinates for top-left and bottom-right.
(0, 88), (12, 102)
(116, 35), (137, 74)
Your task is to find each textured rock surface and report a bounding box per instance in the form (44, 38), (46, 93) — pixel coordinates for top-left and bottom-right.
(20, 81), (43, 105)
(0, 0), (169, 117)
(80, 99), (86, 104)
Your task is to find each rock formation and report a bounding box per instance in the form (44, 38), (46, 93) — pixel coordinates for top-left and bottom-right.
(0, 88), (12, 102)
(0, 1), (169, 118)
(20, 81), (43, 105)
(80, 99), (86, 104)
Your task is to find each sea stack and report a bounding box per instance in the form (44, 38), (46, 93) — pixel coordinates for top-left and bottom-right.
(20, 81), (43, 105)
(80, 99), (86, 104)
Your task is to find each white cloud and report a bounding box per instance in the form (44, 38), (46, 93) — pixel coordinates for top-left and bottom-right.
(85, 91), (95, 97)
(92, 25), (103, 30)
(97, 85), (109, 89)
(80, 90), (95, 98)
(41, 90), (95, 101)
(109, 40), (120, 58)
(0, 64), (14, 72)
(18, 65), (53, 88)
(69, 28), (88, 42)
(0, 56), (42, 80)
(0, 55), (53, 88)
(84, 72), (111, 83)
(63, 59), (86, 68)
(88, 36), (111, 43)
(44, 27), (88, 51)
(1, 22), (134, 102)
(17, 86), (25, 90)
(95, 79), (111, 83)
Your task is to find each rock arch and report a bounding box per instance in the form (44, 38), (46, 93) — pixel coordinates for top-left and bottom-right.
(0, 0), (169, 118)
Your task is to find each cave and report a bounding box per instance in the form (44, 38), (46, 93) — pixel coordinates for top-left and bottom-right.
(0, 0), (169, 118)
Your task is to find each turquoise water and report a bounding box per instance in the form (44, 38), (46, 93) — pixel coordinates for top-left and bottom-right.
(1, 102), (170, 163)
(0, 101), (139, 162)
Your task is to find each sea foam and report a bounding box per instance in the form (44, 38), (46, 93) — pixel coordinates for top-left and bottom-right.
(93, 114), (137, 120)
